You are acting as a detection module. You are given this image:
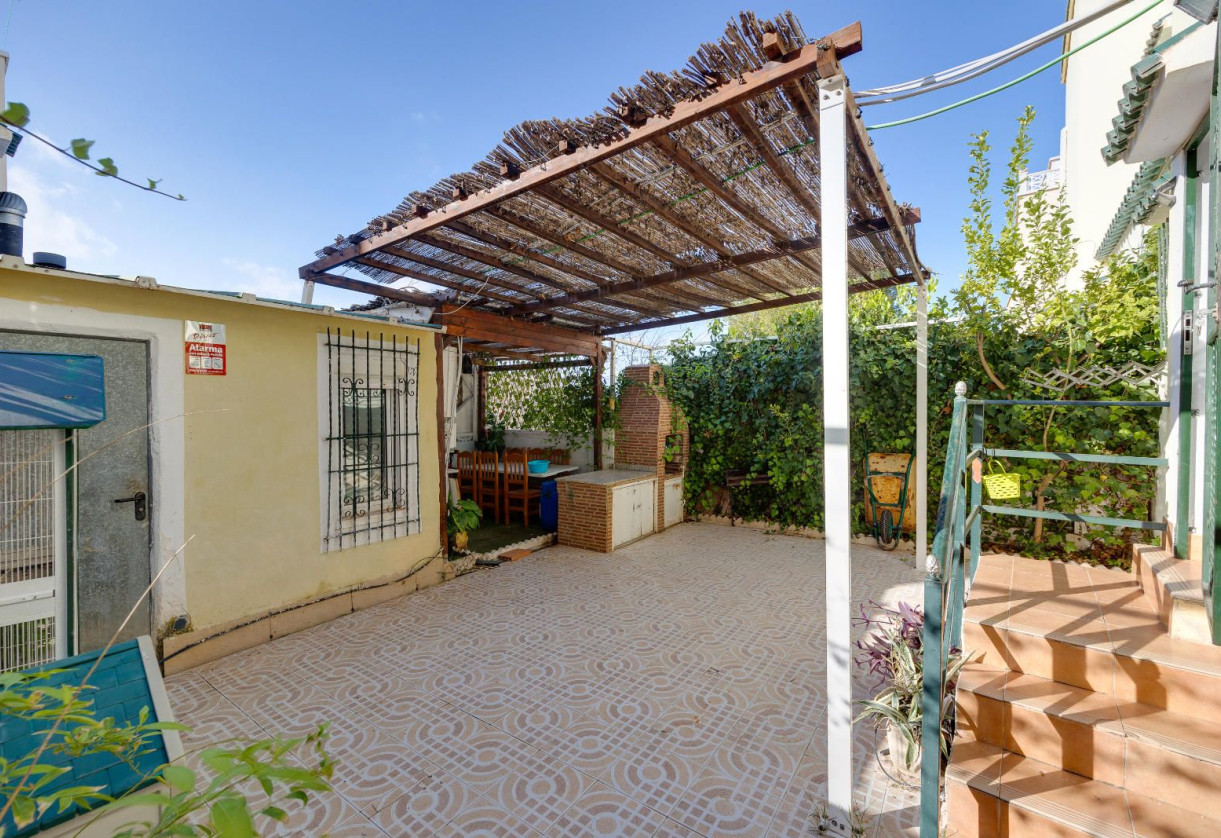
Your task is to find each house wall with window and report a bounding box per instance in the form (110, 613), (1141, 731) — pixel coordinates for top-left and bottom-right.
(0, 260), (446, 671)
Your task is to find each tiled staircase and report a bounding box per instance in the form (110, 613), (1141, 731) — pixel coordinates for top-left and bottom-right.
(945, 550), (1221, 837)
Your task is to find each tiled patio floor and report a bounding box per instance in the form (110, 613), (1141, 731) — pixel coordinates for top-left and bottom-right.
(166, 523), (924, 837)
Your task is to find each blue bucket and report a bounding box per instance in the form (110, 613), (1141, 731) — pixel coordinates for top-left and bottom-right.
(527, 459), (550, 474)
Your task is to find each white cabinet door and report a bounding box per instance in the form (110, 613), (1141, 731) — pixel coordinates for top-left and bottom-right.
(637, 479), (656, 540)
(664, 478), (683, 528)
(612, 483), (636, 548)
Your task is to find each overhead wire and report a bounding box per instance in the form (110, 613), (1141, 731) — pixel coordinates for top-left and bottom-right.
(865, 0), (1162, 131)
(856, 0), (1139, 105)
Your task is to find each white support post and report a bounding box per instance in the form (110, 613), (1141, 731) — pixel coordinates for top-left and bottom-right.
(818, 72), (852, 837)
(300, 279), (316, 305)
(916, 282), (929, 571)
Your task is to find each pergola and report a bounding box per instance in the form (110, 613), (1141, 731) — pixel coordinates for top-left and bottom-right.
(299, 12), (928, 832)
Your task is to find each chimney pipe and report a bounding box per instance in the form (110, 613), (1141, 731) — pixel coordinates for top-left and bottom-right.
(0, 191), (25, 258)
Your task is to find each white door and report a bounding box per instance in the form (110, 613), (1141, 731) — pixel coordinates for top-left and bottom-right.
(612, 483), (636, 548)
(637, 480), (656, 540)
(0, 430), (68, 672)
(664, 478), (683, 528)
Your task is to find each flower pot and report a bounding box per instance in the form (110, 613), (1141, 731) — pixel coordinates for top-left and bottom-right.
(885, 723), (921, 786)
(451, 531), (469, 552)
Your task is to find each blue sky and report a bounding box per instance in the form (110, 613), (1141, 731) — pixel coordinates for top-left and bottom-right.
(6, 0), (1069, 342)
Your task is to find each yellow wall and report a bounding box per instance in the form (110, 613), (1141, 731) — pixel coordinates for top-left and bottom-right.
(0, 267), (443, 634)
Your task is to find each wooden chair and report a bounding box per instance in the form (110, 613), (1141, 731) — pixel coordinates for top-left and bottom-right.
(527, 447), (546, 461)
(503, 450), (541, 527)
(549, 448), (571, 465)
(475, 450), (501, 523)
(456, 451), (477, 503)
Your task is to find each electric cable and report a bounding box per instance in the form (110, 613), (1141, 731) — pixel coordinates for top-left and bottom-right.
(856, 0), (1139, 105)
(865, 0), (1160, 131)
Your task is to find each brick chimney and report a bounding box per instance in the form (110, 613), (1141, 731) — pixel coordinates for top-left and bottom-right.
(615, 365), (688, 529)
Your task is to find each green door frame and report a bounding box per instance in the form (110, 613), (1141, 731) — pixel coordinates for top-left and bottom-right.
(1204, 23), (1221, 644)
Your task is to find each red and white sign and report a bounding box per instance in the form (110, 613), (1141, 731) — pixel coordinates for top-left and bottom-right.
(185, 321), (227, 375)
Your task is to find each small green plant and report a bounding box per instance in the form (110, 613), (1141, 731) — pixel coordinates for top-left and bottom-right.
(811, 799), (872, 836)
(0, 671), (334, 836)
(475, 415), (506, 452)
(852, 602), (968, 773)
(447, 498), (483, 537)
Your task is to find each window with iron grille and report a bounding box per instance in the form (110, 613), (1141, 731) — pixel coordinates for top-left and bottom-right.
(321, 329), (420, 550)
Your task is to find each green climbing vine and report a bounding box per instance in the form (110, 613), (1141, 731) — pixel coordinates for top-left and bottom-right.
(0, 102), (185, 200)
(664, 108), (1164, 563)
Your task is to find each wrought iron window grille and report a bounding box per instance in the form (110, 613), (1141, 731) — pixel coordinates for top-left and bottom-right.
(323, 329), (420, 551)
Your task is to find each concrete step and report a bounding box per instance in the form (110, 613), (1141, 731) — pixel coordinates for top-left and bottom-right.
(1133, 545), (1210, 644)
(962, 553), (1221, 723)
(956, 663), (1221, 819)
(946, 739), (1221, 838)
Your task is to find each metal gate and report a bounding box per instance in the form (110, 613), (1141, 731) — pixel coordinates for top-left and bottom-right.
(0, 430), (68, 671)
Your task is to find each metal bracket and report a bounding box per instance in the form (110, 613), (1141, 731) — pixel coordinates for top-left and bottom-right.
(1183, 311), (1194, 356)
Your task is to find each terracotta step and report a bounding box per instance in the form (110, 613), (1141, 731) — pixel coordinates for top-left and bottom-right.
(956, 663), (1221, 818)
(1133, 545), (1211, 644)
(962, 554), (1221, 723)
(946, 739), (1221, 838)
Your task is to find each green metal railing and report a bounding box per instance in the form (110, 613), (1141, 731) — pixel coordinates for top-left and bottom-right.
(918, 386), (1169, 837)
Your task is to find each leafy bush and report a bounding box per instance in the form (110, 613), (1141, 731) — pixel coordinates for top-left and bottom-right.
(663, 107), (1164, 560)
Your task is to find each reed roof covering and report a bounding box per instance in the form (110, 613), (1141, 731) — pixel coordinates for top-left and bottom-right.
(303, 11), (923, 346)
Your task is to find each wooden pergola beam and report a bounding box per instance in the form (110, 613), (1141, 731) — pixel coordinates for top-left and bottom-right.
(534, 184), (675, 265)
(436, 305), (602, 357)
(480, 206), (732, 314)
(308, 270), (442, 308)
(301, 22), (864, 275)
(482, 206), (633, 286)
(599, 273), (919, 335)
(588, 161), (786, 298)
(415, 231), (575, 293)
(778, 74), (904, 281)
(382, 246), (541, 299)
(483, 358), (592, 372)
(652, 130), (830, 287)
(350, 257), (521, 306)
(506, 209), (918, 315)
(536, 183), (770, 305)
(442, 220), (670, 318)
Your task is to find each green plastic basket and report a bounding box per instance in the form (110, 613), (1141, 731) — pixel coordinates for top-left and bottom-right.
(982, 460), (1021, 501)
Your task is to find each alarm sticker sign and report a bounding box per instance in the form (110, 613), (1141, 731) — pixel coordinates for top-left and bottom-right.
(185, 321), (227, 375)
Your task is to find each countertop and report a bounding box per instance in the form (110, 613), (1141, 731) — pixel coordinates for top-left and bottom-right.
(554, 468), (656, 488)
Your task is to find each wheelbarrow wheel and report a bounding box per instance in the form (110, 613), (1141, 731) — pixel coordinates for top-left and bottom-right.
(877, 508), (898, 551)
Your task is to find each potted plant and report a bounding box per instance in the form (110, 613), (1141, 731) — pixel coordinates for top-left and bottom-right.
(853, 601), (966, 785)
(447, 498), (482, 552)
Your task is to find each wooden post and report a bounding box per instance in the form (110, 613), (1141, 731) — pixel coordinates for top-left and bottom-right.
(435, 334), (449, 555)
(593, 347), (605, 469)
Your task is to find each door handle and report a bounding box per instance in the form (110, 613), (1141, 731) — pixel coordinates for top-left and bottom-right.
(114, 491), (147, 521)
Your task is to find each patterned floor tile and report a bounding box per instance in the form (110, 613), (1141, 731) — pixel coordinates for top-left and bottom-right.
(169, 525), (924, 837)
(370, 768), (475, 836)
(543, 718), (639, 781)
(489, 753), (591, 833)
(668, 772), (782, 837)
(437, 800), (544, 837)
(605, 736), (700, 815)
(547, 782), (668, 837)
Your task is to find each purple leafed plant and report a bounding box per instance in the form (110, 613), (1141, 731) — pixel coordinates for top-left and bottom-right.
(853, 599), (924, 690)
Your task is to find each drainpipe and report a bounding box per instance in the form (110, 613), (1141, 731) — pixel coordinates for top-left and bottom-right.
(0, 51), (25, 260)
